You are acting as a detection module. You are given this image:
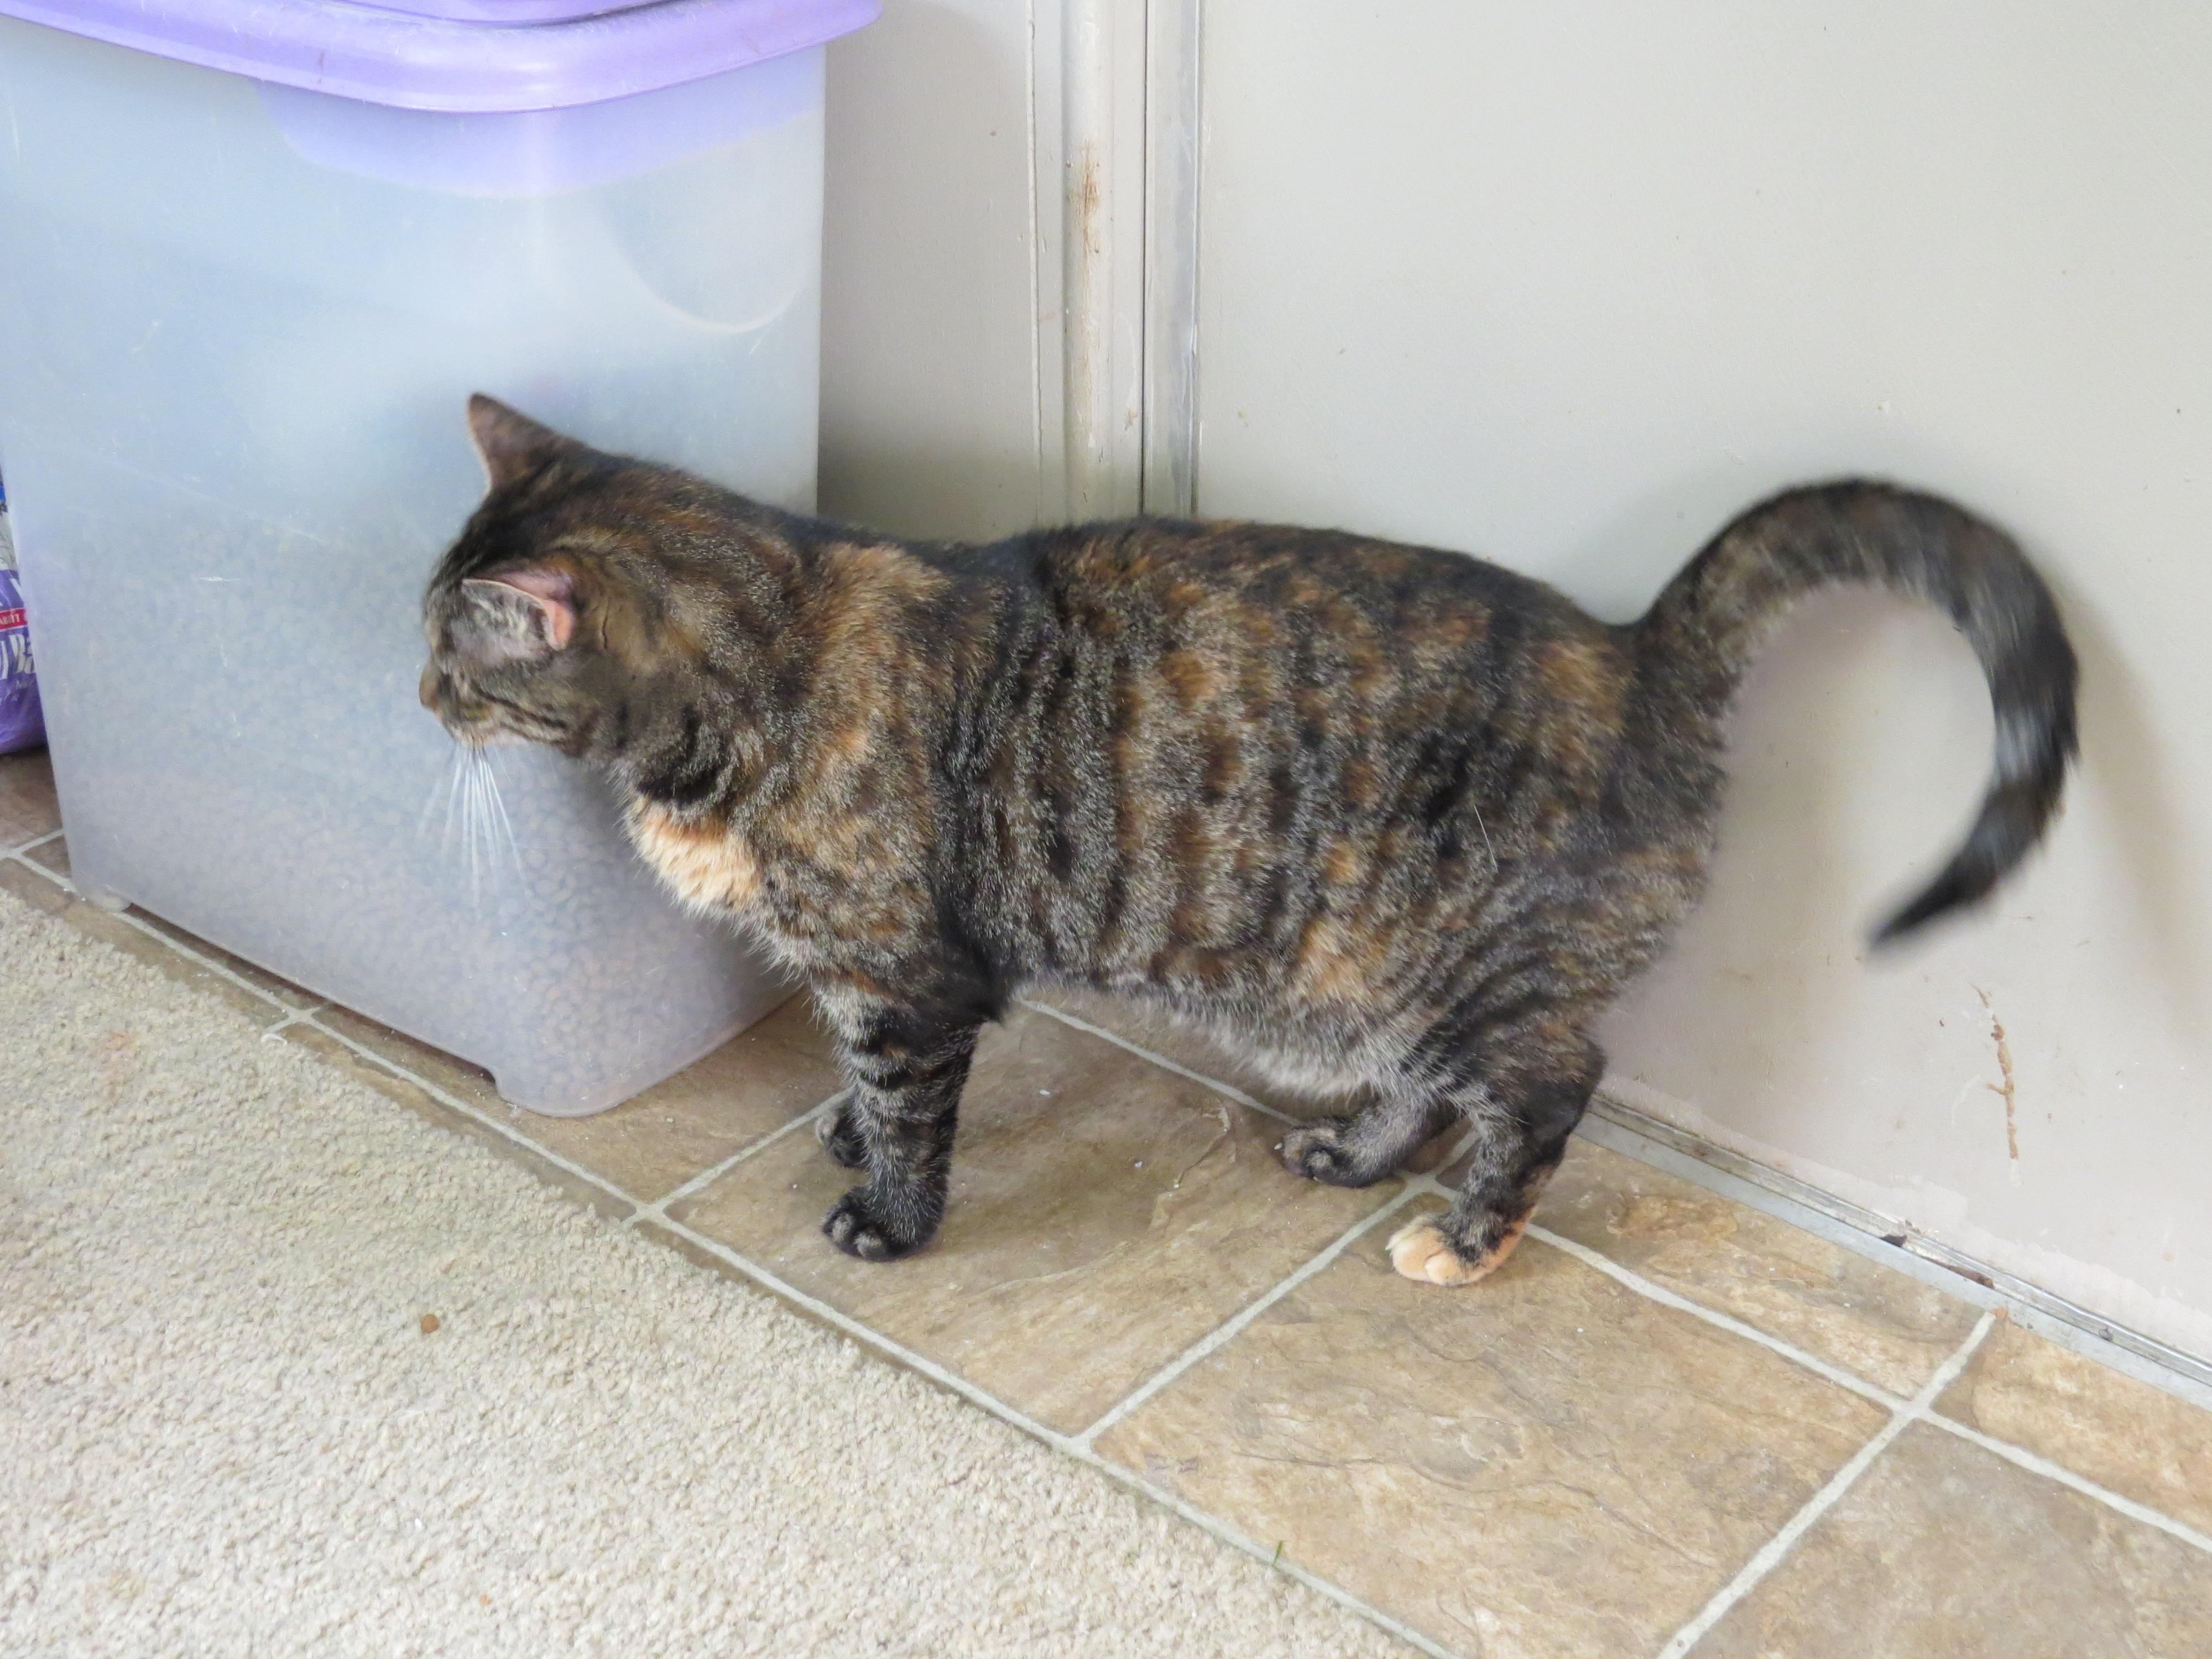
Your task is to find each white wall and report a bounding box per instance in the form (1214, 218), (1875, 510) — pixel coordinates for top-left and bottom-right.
(818, 1), (1050, 539)
(820, 0), (1171, 538)
(813, 1), (2212, 1360)
(1192, 1), (2212, 1357)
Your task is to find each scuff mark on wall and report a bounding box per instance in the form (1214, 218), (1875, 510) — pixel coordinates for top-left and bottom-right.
(1976, 986), (2020, 1182)
(1071, 142), (1104, 259)
(1063, 142), (1104, 486)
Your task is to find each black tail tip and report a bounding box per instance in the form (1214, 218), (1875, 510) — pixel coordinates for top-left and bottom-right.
(1870, 869), (1983, 949)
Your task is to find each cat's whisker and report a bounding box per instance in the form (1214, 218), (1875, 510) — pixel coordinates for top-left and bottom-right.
(444, 743), (478, 907)
(419, 744), (463, 847)
(461, 756), (476, 901)
(415, 753), (451, 841)
(465, 747), (494, 909)
(440, 742), (526, 911)
(455, 752), (473, 898)
(442, 745), (471, 858)
(478, 749), (524, 879)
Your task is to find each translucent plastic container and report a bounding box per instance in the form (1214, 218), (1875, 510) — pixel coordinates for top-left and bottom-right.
(0, 0), (876, 1112)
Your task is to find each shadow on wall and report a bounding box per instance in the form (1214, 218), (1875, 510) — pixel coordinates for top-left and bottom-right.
(1601, 584), (1993, 1110)
(1536, 466), (1749, 627)
(1558, 463), (1982, 1114)
(817, 445), (1049, 546)
(820, 2), (1045, 542)
(2052, 570), (2208, 1046)
(1594, 482), (2206, 1129)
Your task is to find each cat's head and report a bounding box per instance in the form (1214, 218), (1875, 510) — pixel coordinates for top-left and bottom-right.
(419, 395), (749, 763)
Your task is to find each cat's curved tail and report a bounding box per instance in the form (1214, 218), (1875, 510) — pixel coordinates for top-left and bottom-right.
(1636, 481), (2078, 943)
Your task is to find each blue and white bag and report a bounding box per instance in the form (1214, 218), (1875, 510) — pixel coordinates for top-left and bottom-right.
(0, 477), (46, 754)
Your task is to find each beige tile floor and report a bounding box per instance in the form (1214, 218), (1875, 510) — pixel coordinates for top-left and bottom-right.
(6, 745), (2209, 1657)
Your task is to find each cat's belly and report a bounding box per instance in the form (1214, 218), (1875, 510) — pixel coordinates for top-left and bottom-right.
(626, 801), (761, 914)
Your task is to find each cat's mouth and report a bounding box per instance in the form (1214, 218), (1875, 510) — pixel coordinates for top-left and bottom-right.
(418, 661), (455, 718)
(432, 709), (537, 750)
(420, 663), (509, 746)
(420, 665), (587, 755)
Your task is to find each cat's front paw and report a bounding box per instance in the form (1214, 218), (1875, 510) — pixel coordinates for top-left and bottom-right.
(821, 1190), (928, 1262)
(815, 1101), (869, 1170)
(1278, 1118), (1389, 1188)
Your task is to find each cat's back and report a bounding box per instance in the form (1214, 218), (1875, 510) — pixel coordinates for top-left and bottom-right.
(1008, 515), (1583, 640)
(968, 517), (1623, 742)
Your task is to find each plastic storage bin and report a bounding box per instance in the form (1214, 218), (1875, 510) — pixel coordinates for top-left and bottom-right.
(0, 0), (877, 1112)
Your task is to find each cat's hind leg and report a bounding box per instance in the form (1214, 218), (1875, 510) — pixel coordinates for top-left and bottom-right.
(1386, 1016), (1600, 1287)
(1277, 1091), (1459, 1187)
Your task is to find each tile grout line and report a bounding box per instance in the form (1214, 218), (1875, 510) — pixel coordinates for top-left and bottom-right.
(1524, 1221), (1905, 1413)
(1931, 1408), (2212, 1557)
(247, 991), (2212, 1572)
(101, 906), (311, 1022)
(1008, 1006), (2212, 1529)
(295, 1008), (648, 1217)
(1075, 1186), (1425, 1449)
(632, 1088), (852, 1223)
(1656, 1310), (1999, 1659)
(1021, 998), (2212, 1416)
(4, 847), (306, 1024)
(0, 821), (1449, 1652)
(25, 852), (2209, 1587)
(1088, 1454), (1472, 1659)
(1016, 996), (1301, 1126)
(303, 992), (2212, 1572)
(1071, 1123), (1486, 1452)
(637, 1200), (1472, 1659)
(1580, 1099), (2212, 1408)
(1525, 1212), (2212, 1560)
(5, 849), (761, 1230)
(123, 889), (2212, 1565)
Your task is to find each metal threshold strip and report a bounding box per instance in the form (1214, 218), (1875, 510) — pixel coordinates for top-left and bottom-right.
(1585, 1092), (2212, 1399)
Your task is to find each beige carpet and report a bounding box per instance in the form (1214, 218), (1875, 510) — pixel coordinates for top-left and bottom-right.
(0, 889), (1407, 1657)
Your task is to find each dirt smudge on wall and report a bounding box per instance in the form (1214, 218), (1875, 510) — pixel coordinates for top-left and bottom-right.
(1975, 986), (2020, 1177)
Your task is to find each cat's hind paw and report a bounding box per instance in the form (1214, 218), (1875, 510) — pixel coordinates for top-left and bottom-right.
(1277, 1118), (1392, 1188)
(1387, 1213), (1528, 1287)
(814, 1102), (869, 1170)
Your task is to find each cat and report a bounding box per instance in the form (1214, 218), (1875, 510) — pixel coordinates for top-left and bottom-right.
(420, 395), (2077, 1286)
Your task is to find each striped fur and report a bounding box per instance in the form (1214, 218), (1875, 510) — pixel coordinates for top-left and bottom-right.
(420, 398), (2078, 1282)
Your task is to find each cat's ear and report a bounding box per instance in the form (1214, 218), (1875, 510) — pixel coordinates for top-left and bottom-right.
(467, 393), (581, 489)
(457, 567), (576, 664)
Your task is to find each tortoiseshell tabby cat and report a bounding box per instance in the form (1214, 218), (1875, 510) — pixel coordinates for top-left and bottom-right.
(421, 397), (2077, 1286)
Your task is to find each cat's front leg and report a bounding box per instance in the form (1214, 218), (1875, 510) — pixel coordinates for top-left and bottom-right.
(816, 989), (980, 1261)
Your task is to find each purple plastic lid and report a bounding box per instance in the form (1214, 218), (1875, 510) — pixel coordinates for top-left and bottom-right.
(347, 2), (656, 19)
(0, 0), (879, 112)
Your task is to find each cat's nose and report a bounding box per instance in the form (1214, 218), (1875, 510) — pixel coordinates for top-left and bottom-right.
(419, 663), (442, 712)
